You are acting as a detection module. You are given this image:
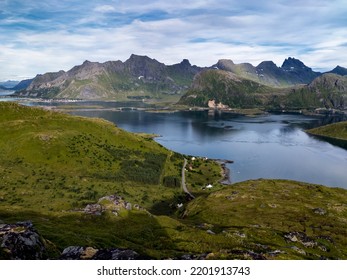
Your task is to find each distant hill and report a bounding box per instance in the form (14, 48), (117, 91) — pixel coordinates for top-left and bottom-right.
(179, 71), (347, 110)
(283, 73), (347, 110)
(12, 78), (33, 91)
(17, 54), (202, 101)
(179, 69), (282, 108)
(0, 80), (19, 89)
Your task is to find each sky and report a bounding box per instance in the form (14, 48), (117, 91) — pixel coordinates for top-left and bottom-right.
(1, 0), (347, 81)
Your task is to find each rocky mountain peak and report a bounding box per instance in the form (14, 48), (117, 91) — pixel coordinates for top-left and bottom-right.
(214, 59), (235, 71)
(180, 59), (191, 66)
(256, 61), (278, 70)
(124, 54), (166, 80)
(328, 65), (347, 76)
(281, 57), (310, 70)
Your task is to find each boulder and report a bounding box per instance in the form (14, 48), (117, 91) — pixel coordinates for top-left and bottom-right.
(313, 208), (327, 215)
(84, 203), (104, 215)
(0, 221), (47, 259)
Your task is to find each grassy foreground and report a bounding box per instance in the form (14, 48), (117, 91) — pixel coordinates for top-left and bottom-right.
(1, 102), (347, 259)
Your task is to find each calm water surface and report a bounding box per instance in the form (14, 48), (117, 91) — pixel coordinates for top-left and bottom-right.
(70, 110), (347, 189)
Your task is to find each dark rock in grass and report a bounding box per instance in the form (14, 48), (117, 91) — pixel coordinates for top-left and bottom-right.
(60, 246), (143, 260)
(313, 208), (327, 215)
(60, 246), (85, 259)
(180, 253), (209, 260)
(84, 203), (105, 215)
(93, 248), (140, 260)
(0, 221), (47, 259)
(230, 249), (267, 260)
(284, 232), (317, 248)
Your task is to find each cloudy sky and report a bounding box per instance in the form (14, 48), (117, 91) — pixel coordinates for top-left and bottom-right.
(1, 0), (347, 81)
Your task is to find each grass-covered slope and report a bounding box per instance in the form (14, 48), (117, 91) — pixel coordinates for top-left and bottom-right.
(183, 179), (347, 259)
(0, 102), (184, 212)
(0, 102), (222, 259)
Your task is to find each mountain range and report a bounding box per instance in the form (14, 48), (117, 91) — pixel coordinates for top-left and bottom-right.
(16, 55), (202, 101)
(8, 54), (347, 110)
(213, 57), (321, 87)
(0, 79), (33, 91)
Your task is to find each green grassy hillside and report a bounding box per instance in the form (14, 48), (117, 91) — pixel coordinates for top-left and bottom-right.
(0, 102), (222, 258)
(0, 102), (185, 212)
(183, 179), (347, 259)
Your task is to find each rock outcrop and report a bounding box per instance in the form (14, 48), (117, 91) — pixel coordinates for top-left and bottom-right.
(0, 221), (145, 260)
(0, 221), (47, 260)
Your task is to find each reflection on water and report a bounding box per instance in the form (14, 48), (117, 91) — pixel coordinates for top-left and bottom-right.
(69, 110), (347, 189)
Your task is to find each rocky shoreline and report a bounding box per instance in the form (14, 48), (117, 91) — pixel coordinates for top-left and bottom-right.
(214, 159), (233, 185)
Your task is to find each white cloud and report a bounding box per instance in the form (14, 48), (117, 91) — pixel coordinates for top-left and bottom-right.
(1, 0), (347, 80)
(94, 5), (116, 13)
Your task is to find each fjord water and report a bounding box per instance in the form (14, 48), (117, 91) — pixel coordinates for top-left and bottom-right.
(70, 110), (347, 189)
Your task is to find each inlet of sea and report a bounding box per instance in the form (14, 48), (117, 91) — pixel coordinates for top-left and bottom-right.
(68, 108), (347, 189)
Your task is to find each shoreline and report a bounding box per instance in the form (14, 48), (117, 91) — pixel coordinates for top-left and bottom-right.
(2, 96), (346, 116)
(214, 159), (233, 185)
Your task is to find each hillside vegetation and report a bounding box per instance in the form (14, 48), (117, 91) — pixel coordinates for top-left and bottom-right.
(0, 103), (191, 212)
(1, 103), (347, 259)
(179, 69), (287, 108)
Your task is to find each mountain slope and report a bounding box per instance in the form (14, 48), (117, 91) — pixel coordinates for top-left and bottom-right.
(179, 69), (285, 108)
(179, 71), (347, 110)
(283, 73), (347, 109)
